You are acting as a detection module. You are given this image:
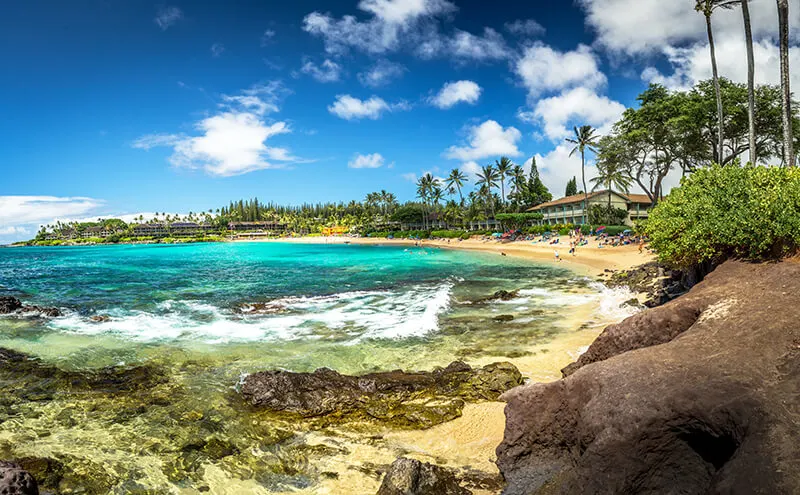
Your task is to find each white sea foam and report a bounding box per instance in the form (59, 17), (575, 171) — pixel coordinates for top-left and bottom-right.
(46, 283), (454, 344)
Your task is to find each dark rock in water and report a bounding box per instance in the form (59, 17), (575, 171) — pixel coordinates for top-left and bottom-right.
(376, 458), (470, 495)
(493, 315), (515, 322)
(89, 315), (110, 323)
(620, 297), (643, 309)
(0, 347), (167, 400)
(472, 290), (519, 304)
(236, 302), (286, 315)
(241, 361), (522, 428)
(0, 297), (22, 314)
(0, 461), (39, 495)
(497, 260), (800, 494)
(0, 296), (61, 318)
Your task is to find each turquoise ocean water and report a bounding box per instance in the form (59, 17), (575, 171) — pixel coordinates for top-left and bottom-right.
(0, 242), (630, 373)
(0, 242), (637, 493)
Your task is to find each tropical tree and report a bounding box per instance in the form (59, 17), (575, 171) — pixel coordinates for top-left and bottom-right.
(525, 158), (552, 208)
(445, 168), (468, 204)
(565, 177), (578, 196)
(590, 157), (633, 208)
(696, 0), (737, 165)
(416, 173), (439, 229)
(777, 0), (794, 166)
(566, 125), (600, 223)
(739, 0), (756, 164)
(476, 165), (499, 219)
(495, 157), (513, 205)
(509, 165), (527, 208)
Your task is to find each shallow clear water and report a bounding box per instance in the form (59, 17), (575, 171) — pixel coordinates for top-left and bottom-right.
(0, 242), (635, 493)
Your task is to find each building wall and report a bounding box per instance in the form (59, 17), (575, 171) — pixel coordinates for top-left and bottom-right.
(536, 193), (649, 226)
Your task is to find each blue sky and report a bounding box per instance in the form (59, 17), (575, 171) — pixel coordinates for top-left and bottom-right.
(1, 0), (797, 242)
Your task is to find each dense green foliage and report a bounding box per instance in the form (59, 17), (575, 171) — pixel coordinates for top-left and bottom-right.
(588, 205), (629, 225)
(495, 213), (545, 230)
(565, 177), (578, 196)
(598, 79), (800, 207)
(645, 165), (800, 267)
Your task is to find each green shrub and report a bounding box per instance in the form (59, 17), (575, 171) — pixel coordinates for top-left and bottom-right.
(645, 165), (800, 268)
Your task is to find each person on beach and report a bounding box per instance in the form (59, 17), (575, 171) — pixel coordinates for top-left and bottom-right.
(639, 238), (645, 254)
(554, 250), (561, 262)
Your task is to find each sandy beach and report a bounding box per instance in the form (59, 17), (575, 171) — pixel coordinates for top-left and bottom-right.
(224, 234), (654, 494)
(235, 234), (654, 277)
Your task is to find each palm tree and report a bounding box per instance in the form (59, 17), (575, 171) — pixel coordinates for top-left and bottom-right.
(495, 157), (513, 205)
(590, 160), (633, 209)
(508, 165), (527, 209)
(445, 169), (468, 204)
(740, 0), (756, 164)
(476, 165), (499, 223)
(778, 0), (794, 166)
(416, 173), (438, 229)
(696, 0), (738, 165)
(566, 125), (600, 224)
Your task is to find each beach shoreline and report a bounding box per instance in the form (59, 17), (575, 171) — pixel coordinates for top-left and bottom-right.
(222, 235), (654, 494)
(231, 234), (655, 278)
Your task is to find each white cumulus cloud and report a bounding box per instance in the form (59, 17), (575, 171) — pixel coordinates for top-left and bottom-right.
(133, 82), (299, 177)
(0, 196), (104, 227)
(358, 59), (406, 87)
(328, 94), (409, 120)
(444, 120), (522, 162)
(348, 152), (387, 168)
(515, 43), (606, 97)
(533, 86), (626, 141)
(430, 80), (482, 109)
(301, 58), (343, 83)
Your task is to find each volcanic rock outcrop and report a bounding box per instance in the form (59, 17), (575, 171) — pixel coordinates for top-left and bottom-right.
(241, 361), (523, 428)
(376, 458), (470, 495)
(497, 260), (800, 494)
(0, 461), (38, 495)
(0, 297), (61, 317)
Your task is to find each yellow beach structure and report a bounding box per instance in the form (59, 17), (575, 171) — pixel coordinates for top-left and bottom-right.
(322, 226), (349, 236)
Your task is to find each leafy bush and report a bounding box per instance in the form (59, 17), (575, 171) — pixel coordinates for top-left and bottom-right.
(588, 204), (628, 225)
(495, 213), (544, 230)
(645, 165), (800, 268)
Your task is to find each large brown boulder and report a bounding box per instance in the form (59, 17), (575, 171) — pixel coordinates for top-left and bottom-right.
(241, 361), (523, 428)
(497, 260), (800, 494)
(377, 458), (470, 495)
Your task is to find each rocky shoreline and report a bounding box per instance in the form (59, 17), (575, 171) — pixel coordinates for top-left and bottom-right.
(497, 259), (800, 494)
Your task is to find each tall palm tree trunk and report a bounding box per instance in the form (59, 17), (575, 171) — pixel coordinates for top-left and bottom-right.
(581, 151), (588, 224)
(742, 0), (757, 165)
(705, 13), (725, 165)
(778, 0), (794, 166)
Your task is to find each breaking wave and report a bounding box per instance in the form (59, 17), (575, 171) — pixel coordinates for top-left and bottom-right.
(46, 282), (454, 344)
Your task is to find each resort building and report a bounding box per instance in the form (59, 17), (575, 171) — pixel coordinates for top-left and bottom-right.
(169, 222), (216, 236)
(228, 222), (287, 234)
(131, 223), (167, 237)
(528, 190), (652, 226)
